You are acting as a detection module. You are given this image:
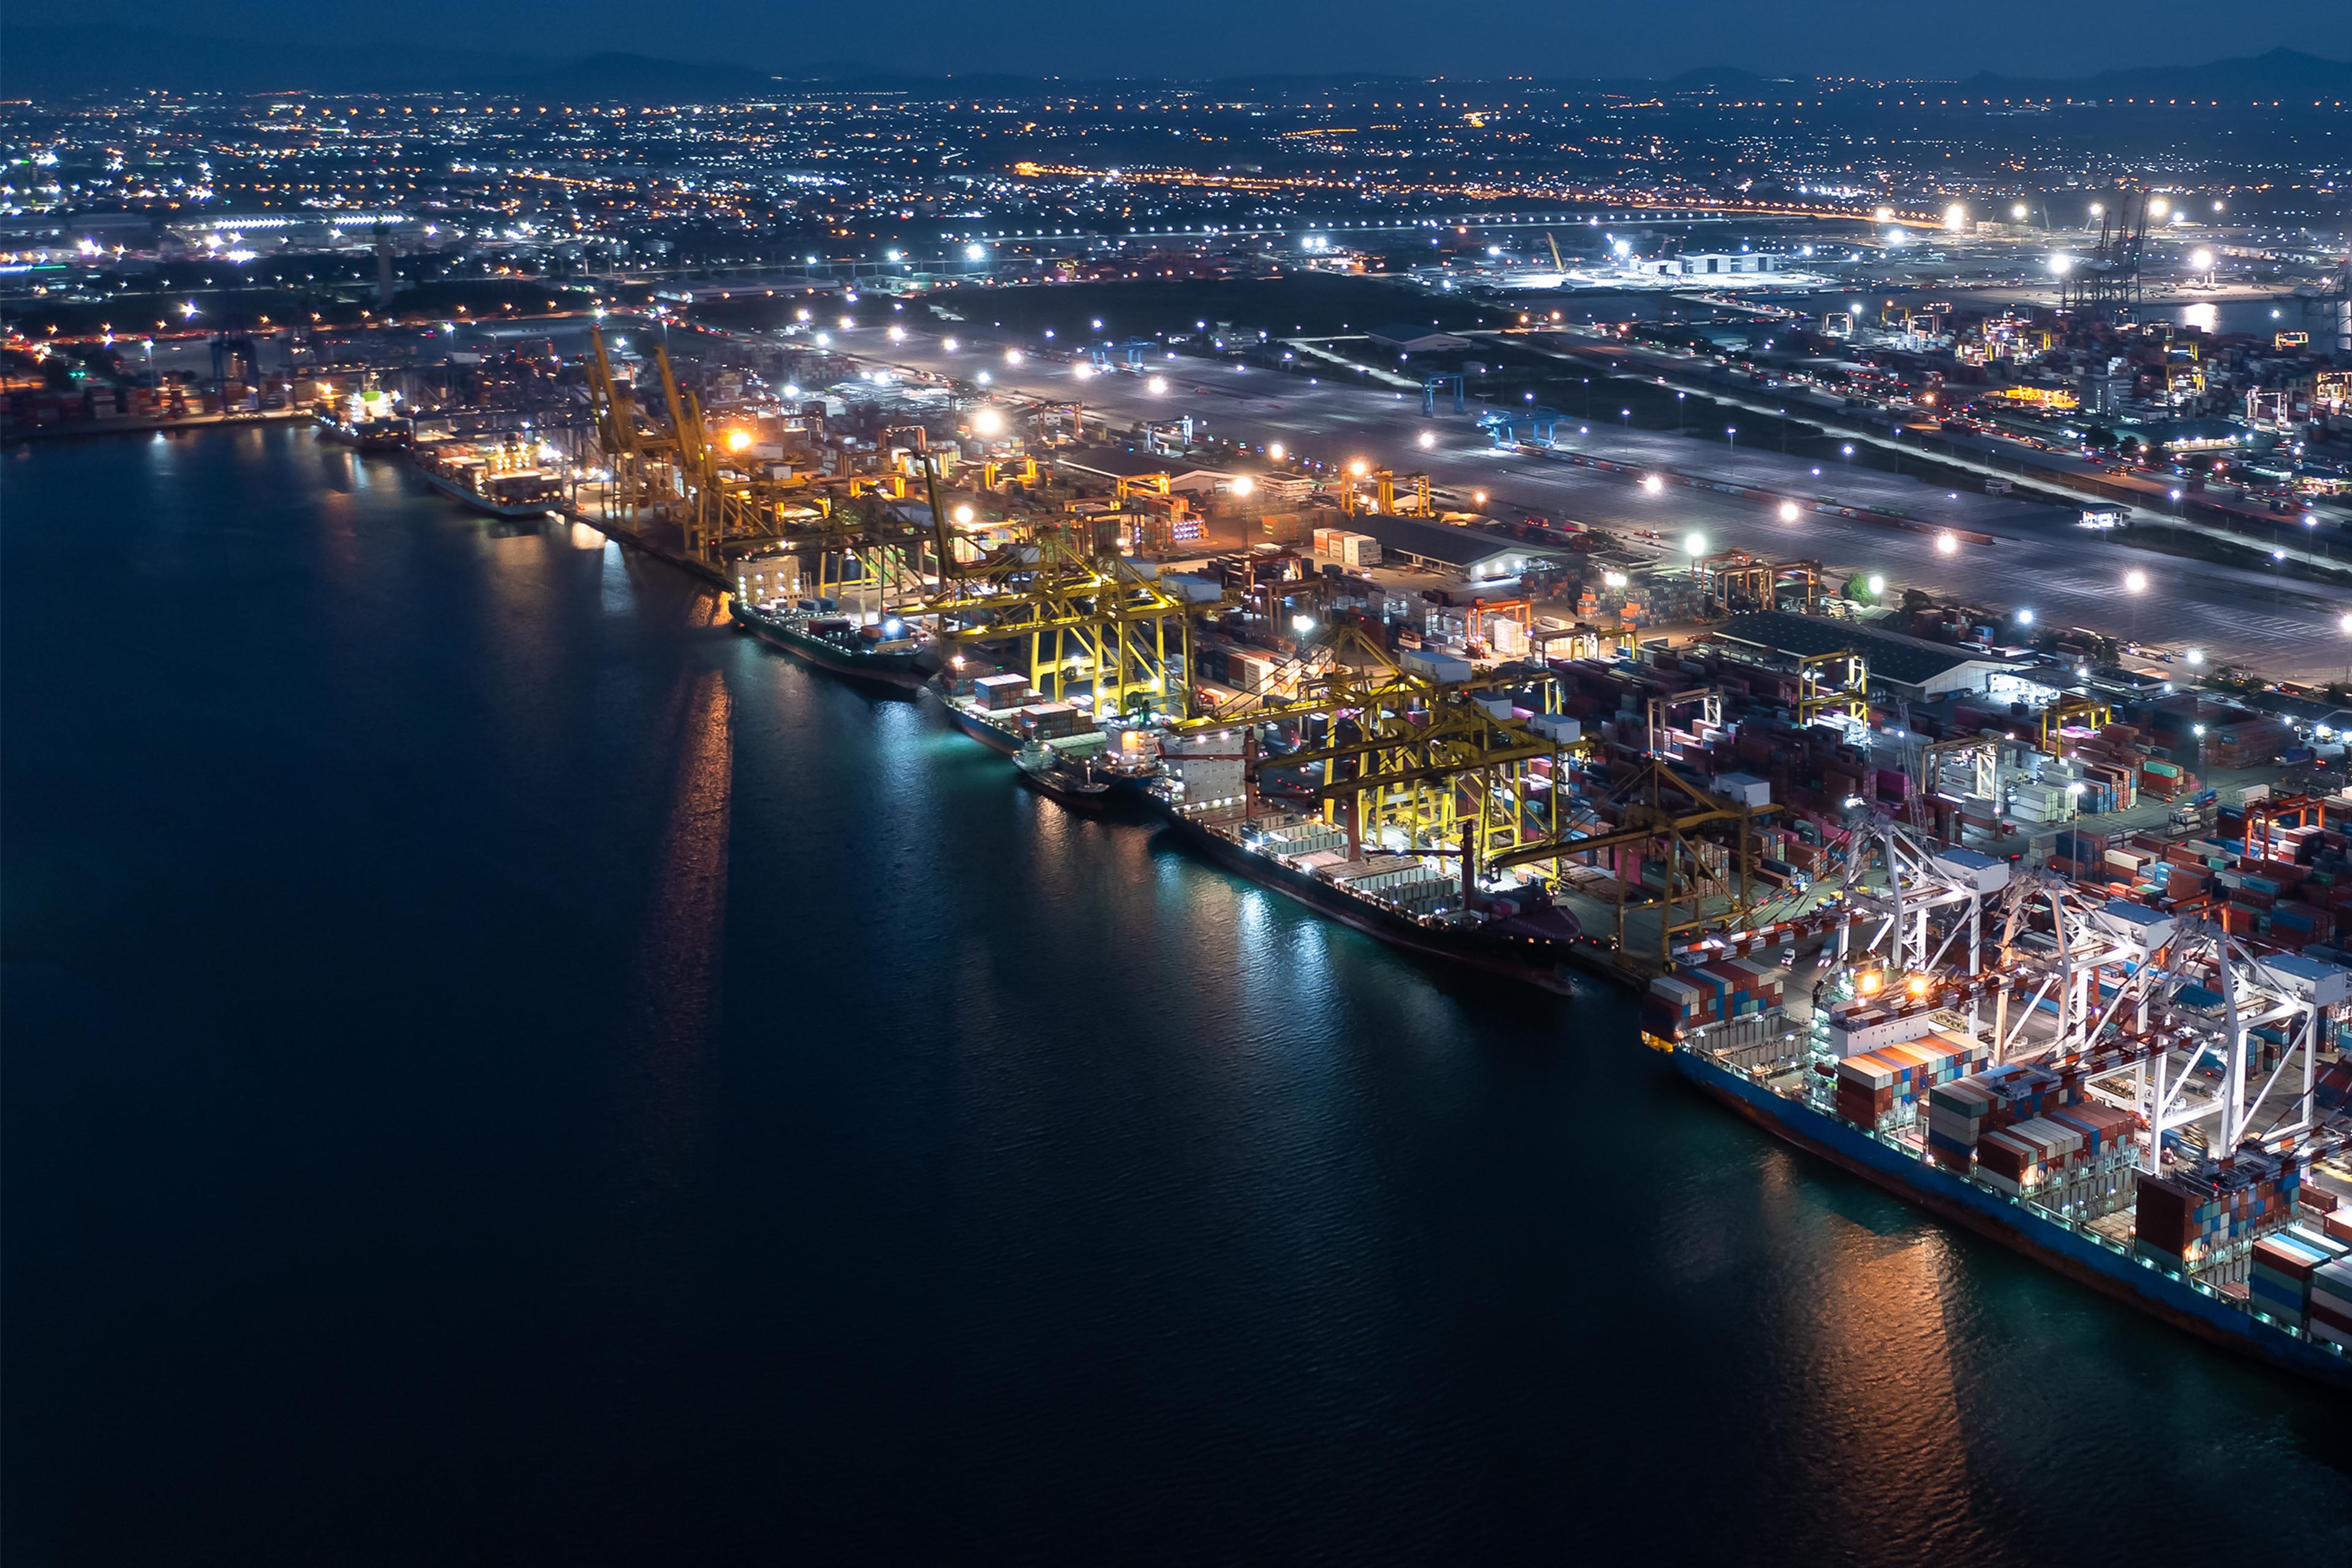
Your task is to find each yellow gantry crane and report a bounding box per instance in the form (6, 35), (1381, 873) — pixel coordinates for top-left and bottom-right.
(1486, 759), (1776, 973)
(1171, 623), (1575, 894)
(918, 455), (1200, 718)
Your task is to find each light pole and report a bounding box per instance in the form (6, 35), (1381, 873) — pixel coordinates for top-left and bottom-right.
(1726, 425), (1738, 454)
(2124, 567), (2147, 643)
(1676, 390), (1686, 434)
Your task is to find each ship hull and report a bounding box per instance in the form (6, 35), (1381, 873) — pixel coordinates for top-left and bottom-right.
(943, 700), (1024, 755)
(417, 463), (558, 519)
(734, 609), (934, 689)
(1016, 763), (1111, 812)
(1672, 1049), (2352, 1393)
(1160, 810), (1580, 995)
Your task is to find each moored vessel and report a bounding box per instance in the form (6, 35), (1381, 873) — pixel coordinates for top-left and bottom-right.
(731, 598), (937, 688)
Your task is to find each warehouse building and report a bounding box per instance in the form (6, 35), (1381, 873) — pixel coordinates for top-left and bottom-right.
(1713, 610), (2032, 703)
(1341, 514), (1578, 583)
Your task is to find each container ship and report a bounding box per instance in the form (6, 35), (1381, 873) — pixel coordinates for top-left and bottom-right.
(1131, 725), (1585, 991)
(1647, 960), (2352, 1392)
(314, 386), (412, 451)
(411, 437), (565, 519)
(937, 670), (1098, 756)
(731, 598), (938, 689)
(312, 388), (413, 451)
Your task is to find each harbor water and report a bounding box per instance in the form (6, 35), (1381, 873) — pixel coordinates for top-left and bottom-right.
(4, 426), (2348, 1564)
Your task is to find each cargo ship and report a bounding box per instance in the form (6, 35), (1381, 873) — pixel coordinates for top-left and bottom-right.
(1657, 999), (2352, 1393)
(411, 437), (565, 519)
(732, 598), (937, 688)
(937, 671), (1090, 756)
(314, 386), (412, 451)
(1152, 801), (1585, 992)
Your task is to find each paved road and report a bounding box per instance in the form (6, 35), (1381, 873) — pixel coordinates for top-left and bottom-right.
(845, 327), (2352, 682)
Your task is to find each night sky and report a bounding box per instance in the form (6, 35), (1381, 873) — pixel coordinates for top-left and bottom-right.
(51, 1), (2352, 80)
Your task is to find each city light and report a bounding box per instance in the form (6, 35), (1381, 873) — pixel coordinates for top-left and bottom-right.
(943, 337), (959, 352)
(2125, 570), (2148, 594)
(1777, 500), (1799, 521)
(1231, 475), (1255, 497)
(1072, 363), (1094, 379)
(1292, 614), (1316, 635)
(1348, 461), (1368, 477)
(726, 429), (752, 452)
(2016, 608), (2035, 625)
(1268, 443), (1284, 460)
(1147, 375), (1168, 393)
(1684, 533), (1706, 557)
(1417, 431), (1434, 448)
(1005, 349), (1023, 366)
(1642, 475), (1664, 494)
(1866, 575), (1885, 595)
(2185, 648), (2204, 666)
(971, 407), (1005, 435)
(1943, 203), (1967, 231)
(965, 244), (986, 261)
(953, 504), (975, 525)
(1936, 532), (1958, 555)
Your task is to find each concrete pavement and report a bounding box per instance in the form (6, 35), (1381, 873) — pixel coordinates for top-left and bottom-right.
(833, 325), (2352, 681)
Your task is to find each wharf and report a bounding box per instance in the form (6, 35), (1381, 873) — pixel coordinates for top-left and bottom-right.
(2, 408), (315, 444)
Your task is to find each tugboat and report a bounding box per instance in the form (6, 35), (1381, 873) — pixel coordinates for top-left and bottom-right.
(1014, 741), (1112, 810)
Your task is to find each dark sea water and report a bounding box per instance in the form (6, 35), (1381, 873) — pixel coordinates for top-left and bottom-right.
(5, 426), (2348, 1566)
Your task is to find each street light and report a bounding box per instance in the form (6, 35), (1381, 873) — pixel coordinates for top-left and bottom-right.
(2185, 648), (2204, 666)
(1268, 443), (1284, 461)
(1726, 426), (1738, 451)
(1418, 431), (1434, 448)
(1643, 474), (1664, 494)
(1936, 532), (1958, 555)
(1676, 390), (1686, 433)
(1866, 574), (1885, 596)
(2016, 608), (2035, 626)
(1778, 500), (1800, 521)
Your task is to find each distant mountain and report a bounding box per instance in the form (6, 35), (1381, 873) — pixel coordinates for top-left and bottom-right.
(0, 27), (538, 96)
(2, 31), (2344, 102)
(521, 53), (780, 102)
(0, 27), (782, 100)
(1959, 48), (2352, 98)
